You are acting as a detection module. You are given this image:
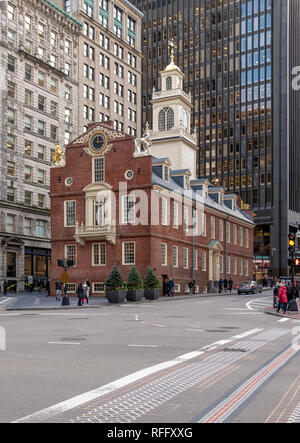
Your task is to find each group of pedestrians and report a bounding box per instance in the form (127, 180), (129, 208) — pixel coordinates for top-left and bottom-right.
(273, 279), (299, 314)
(163, 278), (175, 297)
(76, 281), (90, 306)
(218, 278), (234, 294)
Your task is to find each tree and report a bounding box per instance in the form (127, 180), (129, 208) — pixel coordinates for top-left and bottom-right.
(105, 266), (124, 291)
(127, 266), (143, 290)
(143, 267), (161, 289)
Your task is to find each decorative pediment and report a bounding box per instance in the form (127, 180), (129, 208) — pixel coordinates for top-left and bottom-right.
(2, 236), (25, 248)
(72, 124), (126, 146)
(207, 240), (223, 252)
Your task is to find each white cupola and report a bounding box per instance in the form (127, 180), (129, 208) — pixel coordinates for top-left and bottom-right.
(150, 42), (198, 178)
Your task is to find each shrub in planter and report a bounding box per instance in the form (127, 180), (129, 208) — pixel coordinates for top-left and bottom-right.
(105, 266), (126, 303)
(126, 266), (144, 302)
(143, 267), (161, 300)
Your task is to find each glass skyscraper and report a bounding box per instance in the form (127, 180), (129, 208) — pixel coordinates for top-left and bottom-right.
(131, 0), (300, 279)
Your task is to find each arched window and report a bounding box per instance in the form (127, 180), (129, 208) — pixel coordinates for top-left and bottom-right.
(180, 108), (188, 129)
(159, 109), (166, 131)
(166, 108), (174, 130)
(158, 107), (174, 131)
(166, 76), (172, 90)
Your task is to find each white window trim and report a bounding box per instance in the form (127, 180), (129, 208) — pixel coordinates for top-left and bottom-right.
(201, 251), (207, 272)
(122, 195), (136, 224)
(172, 245), (179, 268)
(183, 247), (189, 269)
(92, 282), (105, 293)
(161, 243), (168, 266)
(64, 244), (77, 267)
(122, 241), (135, 265)
(92, 243), (106, 266)
(64, 200), (76, 228)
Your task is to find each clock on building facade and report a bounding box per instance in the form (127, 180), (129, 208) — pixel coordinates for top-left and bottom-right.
(89, 132), (108, 155)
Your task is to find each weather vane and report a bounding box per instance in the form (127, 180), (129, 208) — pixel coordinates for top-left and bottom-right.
(168, 39), (177, 64)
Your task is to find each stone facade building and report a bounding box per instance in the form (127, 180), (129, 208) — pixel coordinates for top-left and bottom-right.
(53, 0), (143, 137)
(50, 61), (254, 296)
(0, 0), (81, 292)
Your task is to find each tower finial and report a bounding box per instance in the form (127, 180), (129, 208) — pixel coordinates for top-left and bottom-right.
(168, 39), (177, 64)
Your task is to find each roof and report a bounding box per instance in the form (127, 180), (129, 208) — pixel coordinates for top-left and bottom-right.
(42, 0), (82, 27)
(152, 171), (254, 225)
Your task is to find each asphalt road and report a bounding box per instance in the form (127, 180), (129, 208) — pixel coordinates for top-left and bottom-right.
(1, 290), (300, 424)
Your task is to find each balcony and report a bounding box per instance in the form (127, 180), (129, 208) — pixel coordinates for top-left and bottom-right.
(74, 222), (117, 246)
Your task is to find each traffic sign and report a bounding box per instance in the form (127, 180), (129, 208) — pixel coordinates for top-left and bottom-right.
(60, 271), (70, 284)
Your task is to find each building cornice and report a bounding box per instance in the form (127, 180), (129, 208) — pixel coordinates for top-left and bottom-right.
(23, 0), (83, 29)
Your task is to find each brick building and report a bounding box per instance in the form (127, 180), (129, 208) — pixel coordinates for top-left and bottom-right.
(50, 61), (254, 296)
(0, 0), (81, 292)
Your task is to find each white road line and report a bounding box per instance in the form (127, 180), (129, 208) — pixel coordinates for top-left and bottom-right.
(186, 329), (205, 333)
(128, 344), (160, 348)
(13, 328), (263, 423)
(278, 318), (290, 323)
(152, 323), (167, 328)
(0, 297), (12, 305)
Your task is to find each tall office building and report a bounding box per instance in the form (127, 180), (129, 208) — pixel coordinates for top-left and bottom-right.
(131, 0), (300, 278)
(53, 0), (143, 137)
(0, 0), (81, 292)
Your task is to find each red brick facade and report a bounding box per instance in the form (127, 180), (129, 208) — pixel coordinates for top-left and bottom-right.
(50, 122), (254, 296)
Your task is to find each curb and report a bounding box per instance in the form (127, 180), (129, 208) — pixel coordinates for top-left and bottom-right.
(6, 291), (242, 311)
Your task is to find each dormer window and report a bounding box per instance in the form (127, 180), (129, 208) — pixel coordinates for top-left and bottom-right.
(158, 107), (174, 131)
(166, 76), (172, 90)
(163, 165), (169, 181)
(185, 176), (190, 190)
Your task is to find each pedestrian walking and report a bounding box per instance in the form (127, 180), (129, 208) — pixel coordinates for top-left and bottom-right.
(188, 281), (194, 295)
(3, 280), (8, 296)
(76, 283), (84, 306)
(229, 278), (233, 293)
(223, 278), (228, 292)
(55, 281), (62, 301)
(46, 279), (50, 297)
(277, 281), (288, 314)
(168, 278), (175, 297)
(82, 281), (88, 304)
(163, 279), (169, 297)
(273, 283), (280, 308)
(86, 280), (91, 303)
(218, 278), (223, 294)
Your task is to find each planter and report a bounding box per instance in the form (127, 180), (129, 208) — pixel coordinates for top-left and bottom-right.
(144, 288), (161, 300)
(106, 290), (127, 304)
(126, 289), (144, 302)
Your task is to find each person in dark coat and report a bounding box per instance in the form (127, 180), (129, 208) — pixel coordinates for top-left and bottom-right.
(168, 278), (175, 297)
(229, 278), (233, 293)
(218, 279), (223, 294)
(3, 281), (8, 296)
(188, 281), (195, 295)
(76, 283), (84, 306)
(223, 278), (228, 292)
(163, 280), (169, 297)
(273, 284), (280, 308)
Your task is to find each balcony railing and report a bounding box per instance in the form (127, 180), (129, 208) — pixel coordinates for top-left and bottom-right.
(74, 222), (117, 246)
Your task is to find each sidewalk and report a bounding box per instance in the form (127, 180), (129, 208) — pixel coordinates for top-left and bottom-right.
(4, 287), (272, 311)
(264, 300), (300, 320)
(6, 290), (243, 311)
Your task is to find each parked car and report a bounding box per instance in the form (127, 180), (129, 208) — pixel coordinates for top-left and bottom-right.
(236, 281), (263, 295)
